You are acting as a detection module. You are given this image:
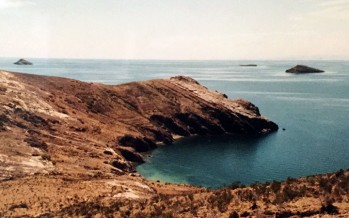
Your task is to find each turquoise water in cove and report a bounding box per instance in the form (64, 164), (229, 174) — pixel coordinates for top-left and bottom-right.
(1, 58), (349, 187)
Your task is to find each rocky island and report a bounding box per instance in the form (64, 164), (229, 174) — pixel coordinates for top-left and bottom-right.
(13, 59), (33, 65)
(0, 70), (348, 217)
(240, 64), (257, 67)
(286, 65), (324, 73)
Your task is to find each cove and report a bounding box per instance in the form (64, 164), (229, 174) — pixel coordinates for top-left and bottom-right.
(136, 134), (286, 188)
(136, 130), (347, 188)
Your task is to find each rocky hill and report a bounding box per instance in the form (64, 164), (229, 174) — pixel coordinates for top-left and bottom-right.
(0, 70), (277, 179)
(0, 70), (348, 217)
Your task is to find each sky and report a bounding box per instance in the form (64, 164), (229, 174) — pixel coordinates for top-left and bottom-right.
(0, 0), (348, 60)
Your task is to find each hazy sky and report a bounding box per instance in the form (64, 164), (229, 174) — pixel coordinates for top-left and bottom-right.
(0, 0), (348, 60)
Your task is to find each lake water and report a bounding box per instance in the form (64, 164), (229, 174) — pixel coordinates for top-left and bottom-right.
(1, 58), (348, 187)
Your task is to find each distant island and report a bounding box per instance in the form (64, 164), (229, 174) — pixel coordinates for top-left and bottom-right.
(240, 64), (257, 67)
(14, 59), (33, 65)
(286, 65), (324, 73)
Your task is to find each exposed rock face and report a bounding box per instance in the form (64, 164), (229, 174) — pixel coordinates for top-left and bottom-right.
(14, 59), (33, 65)
(286, 65), (324, 73)
(0, 71), (278, 179)
(118, 134), (157, 152)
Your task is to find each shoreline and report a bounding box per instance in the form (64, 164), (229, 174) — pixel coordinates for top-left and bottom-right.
(137, 131), (346, 189)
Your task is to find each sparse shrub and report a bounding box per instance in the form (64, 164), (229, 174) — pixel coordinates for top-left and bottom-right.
(270, 181), (281, 193)
(229, 211), (239, 218)
(298, 184), (307, 196)
(133, 211), (146, 218)
(253, 183), (268, 196)
(208, 189), (233, 212)
(273, 193), (285, 204)
(250, 202), (257, 210)
(240, 211), (250, 217)
(320, 200), (339, 215)
(237, 189), (255, 202)
(338, 174), (349, 193)
(275, 211), (293, 218)
(286, 177), (296, 184)
(319, 177), (332, 194)
(307, 176), (315, 186)
(149, 205), (163, 217)
(282, 185), (299, 202)
(335, 169), (344, 177)
(161, 211), (174, 218)
(229, 181), (241, 190)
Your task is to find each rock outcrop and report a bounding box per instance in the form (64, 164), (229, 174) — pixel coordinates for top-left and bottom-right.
(286, 65), (324, 73)
(13, 59), (33, 65)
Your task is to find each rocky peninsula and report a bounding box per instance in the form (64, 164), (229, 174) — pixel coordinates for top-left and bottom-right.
(0, 70), (348, 217)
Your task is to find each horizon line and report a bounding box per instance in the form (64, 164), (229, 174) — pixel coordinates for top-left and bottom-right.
(1, 56), (348, 62)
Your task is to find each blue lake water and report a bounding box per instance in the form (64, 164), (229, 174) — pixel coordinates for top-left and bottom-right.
(1, 58), (348, 187)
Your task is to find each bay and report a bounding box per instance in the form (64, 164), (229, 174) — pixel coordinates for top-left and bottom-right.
(1, 58), (348, 187)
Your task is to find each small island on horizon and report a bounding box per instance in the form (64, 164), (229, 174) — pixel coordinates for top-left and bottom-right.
(286, 65), (324, 74)
(13, 59), (33, 65)
(240, 64), (257, 67)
